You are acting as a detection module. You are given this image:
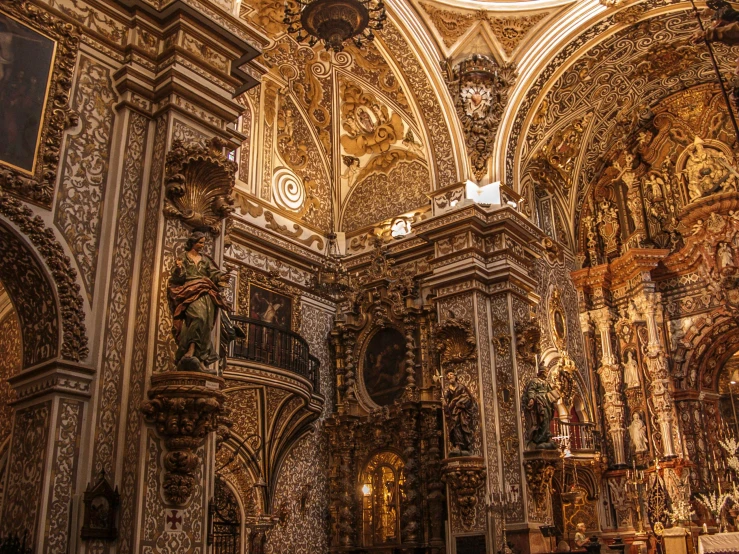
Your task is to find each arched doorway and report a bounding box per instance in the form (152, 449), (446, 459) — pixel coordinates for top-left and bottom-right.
(210, 476), (242, 554)
(0, 204), (89, 550)
(360, 451), (405, 550)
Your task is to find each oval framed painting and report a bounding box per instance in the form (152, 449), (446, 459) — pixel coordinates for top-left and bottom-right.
(362, 327), (406, 406)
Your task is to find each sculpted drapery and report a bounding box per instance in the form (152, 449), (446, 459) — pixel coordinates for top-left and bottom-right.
(168, 231), (229, 372)
(442, 370), (477, 455)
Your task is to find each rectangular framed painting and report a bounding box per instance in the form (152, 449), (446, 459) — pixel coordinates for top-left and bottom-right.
(246, 283), (294, 331)
(0, 11), (57, 175)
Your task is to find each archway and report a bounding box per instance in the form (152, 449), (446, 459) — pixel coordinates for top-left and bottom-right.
(0, 205), (89, 549)
(359, 451), (405, 549)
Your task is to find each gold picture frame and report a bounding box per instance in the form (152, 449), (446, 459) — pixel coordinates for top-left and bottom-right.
(0, 1), (79, 207)
(549, 288), (567, 350)
(238, 269), (301, 332)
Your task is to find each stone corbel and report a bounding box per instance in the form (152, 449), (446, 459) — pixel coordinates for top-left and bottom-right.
(142, 372), (226, 505)
(441, 456), (486, 528)
(523, 450), (559, 516)
(163, 137), (237, 233)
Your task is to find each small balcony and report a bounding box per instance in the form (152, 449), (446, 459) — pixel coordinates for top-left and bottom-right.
(227, 315), (320, 393)
(552, 419), (598, 453)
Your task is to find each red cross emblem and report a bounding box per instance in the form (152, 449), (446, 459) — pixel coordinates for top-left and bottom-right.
(166, 509), (183, 531)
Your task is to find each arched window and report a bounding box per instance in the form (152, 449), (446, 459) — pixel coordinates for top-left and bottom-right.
(360, 452), (405, 547)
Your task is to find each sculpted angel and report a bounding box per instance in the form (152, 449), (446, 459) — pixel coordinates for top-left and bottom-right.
(168, 231), (230, 372)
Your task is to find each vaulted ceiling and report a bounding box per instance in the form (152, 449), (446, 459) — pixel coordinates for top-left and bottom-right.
(230, 0), (738, 250)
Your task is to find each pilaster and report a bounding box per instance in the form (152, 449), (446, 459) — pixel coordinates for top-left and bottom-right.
(415, 204), (547, 554)
(1, 361), (94, 552)
(591, 307), (627, 467)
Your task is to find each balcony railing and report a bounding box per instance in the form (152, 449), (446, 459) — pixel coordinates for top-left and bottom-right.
(552, 419), (597, 452)
(229, 316), (320, 391)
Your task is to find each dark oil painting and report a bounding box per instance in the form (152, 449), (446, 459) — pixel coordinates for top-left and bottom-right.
(248, 284), (292, 331)
(0, 13), (56, 173)
(363, 328), (406, 406)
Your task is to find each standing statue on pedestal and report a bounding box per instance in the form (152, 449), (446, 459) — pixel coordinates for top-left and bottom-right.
(168, 231), (230, 372)
(523, 364), (559, 449)
(442, 370), (478, 456)
(629, 412), (649, 453)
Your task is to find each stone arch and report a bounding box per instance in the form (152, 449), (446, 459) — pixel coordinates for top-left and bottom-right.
(673, 313), (739, 393)
(0, 195), (88, 367)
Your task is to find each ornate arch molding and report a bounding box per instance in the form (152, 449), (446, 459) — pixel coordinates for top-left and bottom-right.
(0, 195), (88, 366)
(677, 315), (739, 392)
(504, 1), (733, 213)
(377, 13), (467, 186)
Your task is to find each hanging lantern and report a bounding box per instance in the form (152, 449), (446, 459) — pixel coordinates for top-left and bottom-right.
(283, 0), (387, 52)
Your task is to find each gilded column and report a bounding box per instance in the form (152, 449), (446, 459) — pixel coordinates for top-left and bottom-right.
(636, 292), (677, 458)
(591, 307), (627, 467)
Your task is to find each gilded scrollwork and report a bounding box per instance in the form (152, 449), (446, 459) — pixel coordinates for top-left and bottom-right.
(0, 193), (89, 364)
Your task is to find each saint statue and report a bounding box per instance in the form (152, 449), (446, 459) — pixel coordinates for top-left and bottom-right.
(629, 412), (648, 453)
(442, 370), (478, 456)
(718, 242), (735, 271)
(522, 365), (559, 449)
(168, 231), (230, 372)
(684, 137), (737, 202)
(623, 351), (640, 389)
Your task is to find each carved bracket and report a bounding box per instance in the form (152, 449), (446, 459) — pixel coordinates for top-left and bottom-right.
(441, 456), (486, 528)
(163, 137), (237, 233)
(142, 372), (226, 505)
(523, 450), (559, 515)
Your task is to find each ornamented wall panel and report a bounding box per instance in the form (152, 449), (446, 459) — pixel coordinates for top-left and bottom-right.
(92, 111), (149, 478)
(0, 401), (52, 550)
(535, 258), (589, 391)
(301, 303), (335, 416)
(0, 310), (22, 447)
(54, 54), (116, 302)
(491, 294), (524, 523)
(44, 399), (83, 554)
(341, 158), (430, 233)
(140, 431), (206, 554)
(265, 432), (329, 553)
(119, 115), (168, 554)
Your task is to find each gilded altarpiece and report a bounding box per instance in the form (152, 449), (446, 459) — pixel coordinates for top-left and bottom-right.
(326, 249), (445, 552)
(570, 84), (739, 533)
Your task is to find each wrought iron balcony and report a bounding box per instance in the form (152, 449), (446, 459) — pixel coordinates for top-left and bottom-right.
(228, 315), (320, 392)
(552, 419), (598, 453)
